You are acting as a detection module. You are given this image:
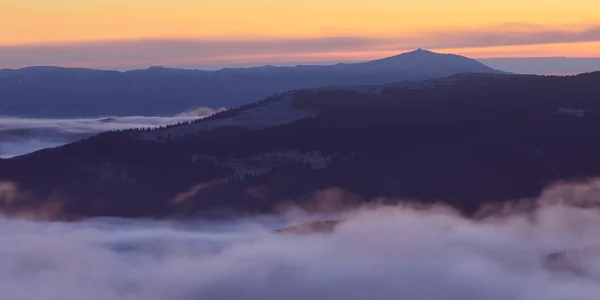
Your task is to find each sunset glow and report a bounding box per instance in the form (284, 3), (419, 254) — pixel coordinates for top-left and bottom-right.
(1, 0), (599, 68)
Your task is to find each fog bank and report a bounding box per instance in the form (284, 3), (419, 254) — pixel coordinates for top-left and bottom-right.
(0, 108), (222, 158)
(2, 191), (600, 300)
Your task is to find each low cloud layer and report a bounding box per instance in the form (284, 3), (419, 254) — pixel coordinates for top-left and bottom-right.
(1, 25), (599, 69)
(2, 181), (600, 300)
(0, 108), (222, 158)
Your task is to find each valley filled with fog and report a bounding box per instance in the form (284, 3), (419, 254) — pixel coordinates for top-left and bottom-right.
(2, 179), (600, 300)
(0, 108), (220, 158)
(3, 0), (600, 298)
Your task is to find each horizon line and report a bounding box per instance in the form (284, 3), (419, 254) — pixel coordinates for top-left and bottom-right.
(3, 48), (600, 72)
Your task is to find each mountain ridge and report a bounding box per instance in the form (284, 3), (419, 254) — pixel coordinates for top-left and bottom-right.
(2, 72), (600, 220)
(0, 49), (505, 118)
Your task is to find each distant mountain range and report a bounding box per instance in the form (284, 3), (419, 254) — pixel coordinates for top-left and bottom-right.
(0, 49), (504, 118)
(479, 57), (600, 75)
(2, 71), (600, 220)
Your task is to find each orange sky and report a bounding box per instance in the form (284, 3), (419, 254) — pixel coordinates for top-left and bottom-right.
(1, 0), (599, 68)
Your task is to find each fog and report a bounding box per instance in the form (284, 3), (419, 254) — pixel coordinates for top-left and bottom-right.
(3, 180), (600, 299)
(0, 107), (222, 158)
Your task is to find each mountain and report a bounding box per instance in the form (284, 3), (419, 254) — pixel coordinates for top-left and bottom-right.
(0, 49), (504, 118)
(2, 72), (600, 220)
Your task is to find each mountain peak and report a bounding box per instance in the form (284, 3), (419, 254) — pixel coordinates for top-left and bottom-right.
(413, 48), (431, 53)
(351, 48), (505, 75)
(375, 49), (445, 62)
(401, 48), (445, 57)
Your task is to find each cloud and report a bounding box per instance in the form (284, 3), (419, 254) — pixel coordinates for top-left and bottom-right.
(0, 108), (222, 158)
(174, 107), (226, 118)
(0, 37), (372, 69)
(2, 179), (600, 299)
(427, 25), (600, 49)
(0, 181), (19, 205)
(1, 25), (599, 69)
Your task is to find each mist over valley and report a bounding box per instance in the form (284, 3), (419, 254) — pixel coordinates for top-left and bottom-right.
(1, 41), (600, 299)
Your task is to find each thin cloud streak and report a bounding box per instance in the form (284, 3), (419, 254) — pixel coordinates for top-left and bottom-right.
(1, 25), (599, 69)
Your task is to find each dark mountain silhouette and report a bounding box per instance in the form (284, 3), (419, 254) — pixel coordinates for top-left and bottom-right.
(0, 49), (503, 118)
(1, 72), (600, 220)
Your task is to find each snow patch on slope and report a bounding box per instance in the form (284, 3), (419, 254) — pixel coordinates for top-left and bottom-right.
(71, 163), (141, 194)
(139, 94), (317, 142)
(192, 150), (344, 179)
(555, 107), (588, 118)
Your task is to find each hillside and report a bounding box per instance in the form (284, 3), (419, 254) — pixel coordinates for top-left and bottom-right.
(0, 49), (503, 118)
(1, 72), (600, 220)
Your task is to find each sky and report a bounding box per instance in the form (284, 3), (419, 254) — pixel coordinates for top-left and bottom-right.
(1, 0), (600, 69)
